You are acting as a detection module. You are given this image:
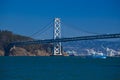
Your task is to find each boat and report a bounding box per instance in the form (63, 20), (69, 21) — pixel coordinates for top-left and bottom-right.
(92, 55), (106, 59)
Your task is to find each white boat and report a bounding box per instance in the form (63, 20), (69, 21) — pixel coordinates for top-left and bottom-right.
(92, 55), (106, 59)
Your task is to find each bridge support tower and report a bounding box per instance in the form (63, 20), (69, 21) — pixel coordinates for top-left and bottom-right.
(53, 18), (62, 55)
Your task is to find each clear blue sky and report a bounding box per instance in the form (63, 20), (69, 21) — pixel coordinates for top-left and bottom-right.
(0, 0), (120, 39)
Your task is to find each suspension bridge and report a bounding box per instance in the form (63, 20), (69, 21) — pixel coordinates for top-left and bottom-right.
(6, 18), (120, 56)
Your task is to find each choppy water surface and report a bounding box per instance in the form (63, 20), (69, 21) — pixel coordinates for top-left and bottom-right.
(0, 57), (120, 80)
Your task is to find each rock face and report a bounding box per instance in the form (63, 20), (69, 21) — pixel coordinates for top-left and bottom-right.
(10, 47), (29, 56)
(9, 47), (50, 56)
(0, 50), (4, 56)
(34, 50), (50, 56)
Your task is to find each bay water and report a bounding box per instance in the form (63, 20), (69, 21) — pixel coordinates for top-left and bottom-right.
(0, 57), (120, 80)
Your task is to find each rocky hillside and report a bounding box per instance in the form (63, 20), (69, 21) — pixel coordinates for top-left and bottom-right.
(0, 30), (52, 56)
(9, 47), (51, 56)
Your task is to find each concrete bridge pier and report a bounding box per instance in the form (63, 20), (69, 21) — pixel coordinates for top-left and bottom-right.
(4, 44), (14, 56)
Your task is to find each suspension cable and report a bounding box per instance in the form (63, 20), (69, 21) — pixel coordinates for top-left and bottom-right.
(61, 20), (101, 35)
(29, 20), (53, 38)
(32, 22), (53, 38)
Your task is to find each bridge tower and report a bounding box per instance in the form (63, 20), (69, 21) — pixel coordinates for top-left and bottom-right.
(53, 18), (62, 55)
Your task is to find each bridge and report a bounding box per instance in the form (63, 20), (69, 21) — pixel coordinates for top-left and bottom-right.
(7, 18), (120, 56)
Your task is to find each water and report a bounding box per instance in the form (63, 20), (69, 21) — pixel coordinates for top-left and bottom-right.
(0, 57), (120, 80)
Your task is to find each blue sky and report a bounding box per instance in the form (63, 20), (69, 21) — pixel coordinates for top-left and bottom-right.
(0, 0), (120, 39)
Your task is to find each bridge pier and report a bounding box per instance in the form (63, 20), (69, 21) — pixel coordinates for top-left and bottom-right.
(4, 44), (14, 56)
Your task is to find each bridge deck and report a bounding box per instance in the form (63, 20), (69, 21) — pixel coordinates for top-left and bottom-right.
(10, 33), (120, 46)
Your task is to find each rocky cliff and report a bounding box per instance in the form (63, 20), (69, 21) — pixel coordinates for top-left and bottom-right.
(9, 47), (50, 56)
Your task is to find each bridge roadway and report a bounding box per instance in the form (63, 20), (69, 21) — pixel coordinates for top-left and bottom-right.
(10, 33), (120, 46)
